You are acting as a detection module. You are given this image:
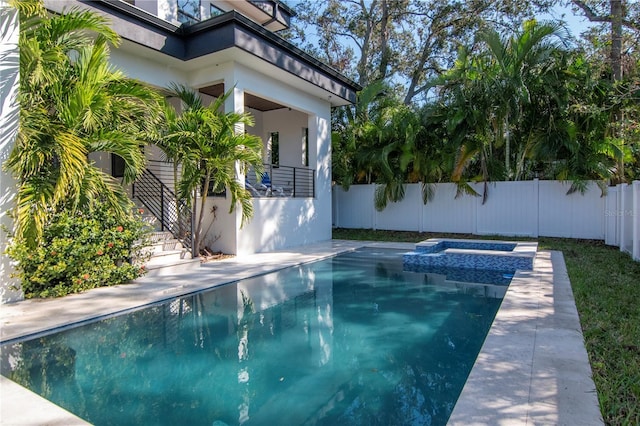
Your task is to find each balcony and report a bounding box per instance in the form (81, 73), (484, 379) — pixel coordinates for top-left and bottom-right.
(246, 164), (315, 198)
(145, 160), (314, 198)
(176, 0), (293, 30)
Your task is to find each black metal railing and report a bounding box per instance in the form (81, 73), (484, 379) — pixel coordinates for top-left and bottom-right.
(133, 168), (193, 252)
(147, 160), (180, 191)
(245, 164), (315, 198)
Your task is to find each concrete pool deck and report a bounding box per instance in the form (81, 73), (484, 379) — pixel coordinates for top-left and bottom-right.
(0, 240), (603, 425)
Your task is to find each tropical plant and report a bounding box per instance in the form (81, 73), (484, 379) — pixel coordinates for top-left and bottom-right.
(429, 21), (580, 198)
(163, 84), (264, 254)
(474, 20), (571, 179)
(433, 47), (507, 199)
(331, 81), (389, 187)
(331, 82), (426, 210)
(5, 0), (163, 247)
(565, 0), (640, 183)
(6, 202), (150, 298)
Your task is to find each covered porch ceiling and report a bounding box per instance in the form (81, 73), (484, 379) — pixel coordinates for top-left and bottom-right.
(199, 84), (286, 112)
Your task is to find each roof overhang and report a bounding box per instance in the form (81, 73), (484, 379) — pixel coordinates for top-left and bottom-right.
(44, 0), (361, 106)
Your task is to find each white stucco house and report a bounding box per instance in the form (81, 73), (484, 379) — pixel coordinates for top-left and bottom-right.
(50, 0), (361, 255)
(0, 0), (360, 302)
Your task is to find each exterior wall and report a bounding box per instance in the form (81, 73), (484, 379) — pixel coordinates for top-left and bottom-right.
(235, 111), (331, 255)
(187, 62), (334, 255)
(262, 109), (310, 168)
(200, 195), (236, 254)
(109, 48), (188, 89)
(334, 180), (639, 261)
(246, 106), (264, 141)
(0, 2), (22, 303)
(107, 47), (334, 256)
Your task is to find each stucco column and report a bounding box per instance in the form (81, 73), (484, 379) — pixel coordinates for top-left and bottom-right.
(208, 78), (246, 255)
(225, 85), (246, 183)
(310, 106), (332, 240)
(0, 1), (22, 303)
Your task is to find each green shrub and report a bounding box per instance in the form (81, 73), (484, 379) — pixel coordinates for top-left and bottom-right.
(7, 204), (152, 298)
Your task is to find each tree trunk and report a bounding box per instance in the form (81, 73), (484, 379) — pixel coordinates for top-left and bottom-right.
(504, 116), (511, 179)
(356, 0), (377, 87)
(377, 0), (390, 81)
(611, 0), (623, 82)
(195, 174), (210, 254)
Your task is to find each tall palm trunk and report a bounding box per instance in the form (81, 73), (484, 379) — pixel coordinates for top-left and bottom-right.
(504, 116), (511, 179)
(194, 173), (210, 254)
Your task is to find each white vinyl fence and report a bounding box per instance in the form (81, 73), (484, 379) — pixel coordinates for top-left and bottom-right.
(332, 180), (640, 261)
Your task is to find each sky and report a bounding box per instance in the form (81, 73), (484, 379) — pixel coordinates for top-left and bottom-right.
(542, 3), (596, 36)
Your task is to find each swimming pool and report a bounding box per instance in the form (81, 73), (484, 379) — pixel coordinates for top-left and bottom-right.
(1, 248), (510, 425)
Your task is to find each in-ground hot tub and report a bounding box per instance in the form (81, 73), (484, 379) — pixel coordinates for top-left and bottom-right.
(403, 238), (538, 271)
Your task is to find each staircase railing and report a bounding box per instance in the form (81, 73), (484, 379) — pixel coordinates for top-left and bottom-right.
(133, 168), (194, 254)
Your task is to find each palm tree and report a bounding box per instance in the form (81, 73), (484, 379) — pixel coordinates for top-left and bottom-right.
(6, 1), (163, 246)
(164, 85), (263, 254)
(436, 48), (505, 200)
(476, 20), (570, 179)
(332, 81), (389, 188)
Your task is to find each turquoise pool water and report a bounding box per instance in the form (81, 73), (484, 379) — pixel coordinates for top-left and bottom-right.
(1, 248), (508, 425)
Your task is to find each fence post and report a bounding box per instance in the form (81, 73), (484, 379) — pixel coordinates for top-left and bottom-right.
(604, 186), (618, 247)
(333, 186), (338, 228)
(633, 181), (639, 261)
(419, 184), (424, 233)
(533, 178), (540, 238)
(372, 184), (377, 231)
(618, 183), (625, 253)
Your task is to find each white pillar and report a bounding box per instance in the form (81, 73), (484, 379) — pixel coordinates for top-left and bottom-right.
(222, 76), (245, 254)
(0, 1), (23, 303)
(311, 109), (332, 238)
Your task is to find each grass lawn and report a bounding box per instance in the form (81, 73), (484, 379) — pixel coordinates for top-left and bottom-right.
(333, 228), (640, 426)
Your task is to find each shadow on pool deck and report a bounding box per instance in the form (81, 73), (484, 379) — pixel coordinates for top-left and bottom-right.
(0, 240), (603, 425)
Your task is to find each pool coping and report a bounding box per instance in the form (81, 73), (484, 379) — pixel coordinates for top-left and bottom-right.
(0, 239), (603, 425)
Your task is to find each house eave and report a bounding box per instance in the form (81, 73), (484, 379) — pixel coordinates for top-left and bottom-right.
(45, 0), (361, 105)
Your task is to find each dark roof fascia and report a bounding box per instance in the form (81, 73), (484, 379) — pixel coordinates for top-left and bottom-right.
(185, 12), (361, 92)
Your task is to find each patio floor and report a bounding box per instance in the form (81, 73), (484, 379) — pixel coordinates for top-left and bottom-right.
(0, 240), (603, 425)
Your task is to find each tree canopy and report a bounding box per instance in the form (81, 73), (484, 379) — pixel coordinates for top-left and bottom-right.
(302, 0), (640, 200)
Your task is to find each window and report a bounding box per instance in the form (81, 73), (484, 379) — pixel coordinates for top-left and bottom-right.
(111, 154), (125, 178)
(178, 0), (201, 24)
(210, 4), (224, 17)
(302, 127), (309, 167)
(270, 132), (279, 166)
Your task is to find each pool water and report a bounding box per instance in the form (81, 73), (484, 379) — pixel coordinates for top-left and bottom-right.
(1, 248), (508, 426)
